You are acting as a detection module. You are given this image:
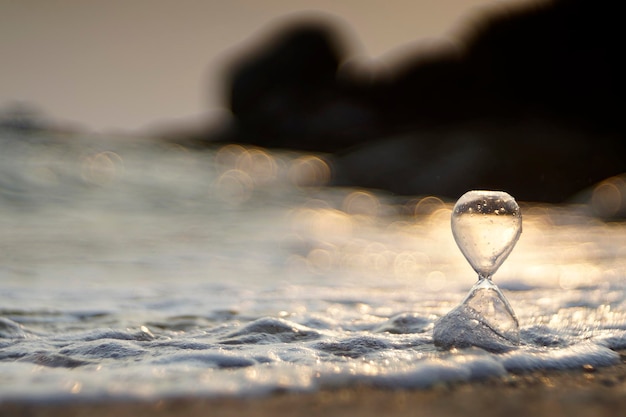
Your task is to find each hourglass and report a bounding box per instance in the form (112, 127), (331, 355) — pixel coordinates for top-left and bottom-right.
(433, 190), (522, 352)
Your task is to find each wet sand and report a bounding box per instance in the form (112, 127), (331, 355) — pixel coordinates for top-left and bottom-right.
(3, 352), (626, 417)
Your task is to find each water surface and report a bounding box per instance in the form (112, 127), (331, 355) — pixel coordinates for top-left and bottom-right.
(1, 130), (626, 401)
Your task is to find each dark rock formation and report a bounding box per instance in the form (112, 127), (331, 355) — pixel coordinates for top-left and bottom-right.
(224, 21), (380, 153)
(200, 0), (625, 203)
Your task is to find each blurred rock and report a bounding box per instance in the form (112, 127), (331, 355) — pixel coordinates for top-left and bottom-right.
(0, 101), (87, 138)
(192, 0), (625, 203)
(224, 20), (380, 153)
(331, 120), (623, 203)
(0, 102), (47, 132)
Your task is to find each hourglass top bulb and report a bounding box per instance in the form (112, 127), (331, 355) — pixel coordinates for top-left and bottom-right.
(451, 190), (522, 279)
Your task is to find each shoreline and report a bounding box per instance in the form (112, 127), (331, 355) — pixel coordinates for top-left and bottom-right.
(3, 353), (626, 417)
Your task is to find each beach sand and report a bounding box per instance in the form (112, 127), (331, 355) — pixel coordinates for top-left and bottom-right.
(3, 352), (626, 417)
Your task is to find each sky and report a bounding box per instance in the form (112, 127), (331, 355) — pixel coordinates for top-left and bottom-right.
(0, 0), (523, 133)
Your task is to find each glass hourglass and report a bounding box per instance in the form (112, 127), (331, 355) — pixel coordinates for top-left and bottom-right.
(433, 190), (522, 352)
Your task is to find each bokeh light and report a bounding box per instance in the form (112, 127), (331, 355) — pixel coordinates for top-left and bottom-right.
(288, 155), (331, 188)
(591, 175), (626, 219)
(81, 151), (124, 185)
(213, 169), (254, 204)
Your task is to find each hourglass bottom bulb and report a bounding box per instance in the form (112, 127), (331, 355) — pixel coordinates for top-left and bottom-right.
(433, 278), (520, 353)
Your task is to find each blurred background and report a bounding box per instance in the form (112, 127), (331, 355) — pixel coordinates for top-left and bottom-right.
(1, 0), (625, 209)
(0, 0), (505, 132)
